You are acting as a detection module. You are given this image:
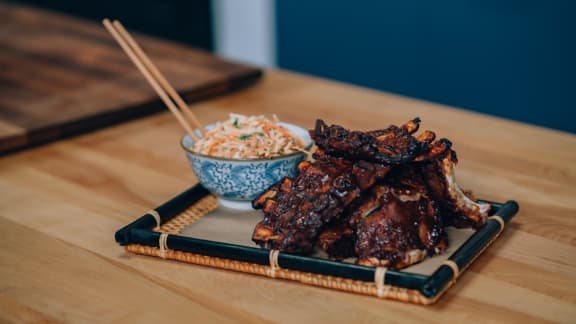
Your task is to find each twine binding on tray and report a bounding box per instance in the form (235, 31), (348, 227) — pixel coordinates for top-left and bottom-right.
(146, 210), (162, 230)
(374, 267), (389, 298)
(488, 215), (505, 235)
(158, 233), (169, 259)
(268, 249), (281, 278)
(441, 260), (460, 281)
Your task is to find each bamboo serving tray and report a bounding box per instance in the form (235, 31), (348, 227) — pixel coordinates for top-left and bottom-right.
(115, 185), (518, 305)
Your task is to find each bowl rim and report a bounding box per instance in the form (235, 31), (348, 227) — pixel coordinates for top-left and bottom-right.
(180, 121), (313, 162)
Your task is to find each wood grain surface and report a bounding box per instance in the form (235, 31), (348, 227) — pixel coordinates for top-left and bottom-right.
(1, 69), (575, 323)
(0, 2), (261, 154)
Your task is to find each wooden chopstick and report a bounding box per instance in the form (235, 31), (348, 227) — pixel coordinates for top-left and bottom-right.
(102, 18), (201, 141)
(112, 20), (206, 136)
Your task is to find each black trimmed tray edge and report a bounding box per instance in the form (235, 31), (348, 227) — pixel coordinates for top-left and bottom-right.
(115, 184), (519, 303)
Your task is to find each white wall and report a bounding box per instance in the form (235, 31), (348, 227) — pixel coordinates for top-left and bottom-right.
(212, 0), (276, 67)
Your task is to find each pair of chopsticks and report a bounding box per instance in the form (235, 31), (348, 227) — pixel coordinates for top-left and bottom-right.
(102, 19), (206, 141)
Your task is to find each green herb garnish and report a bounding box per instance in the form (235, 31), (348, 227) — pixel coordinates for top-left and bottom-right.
(233, 118), (240, 128)
(239, 134), (252, 140)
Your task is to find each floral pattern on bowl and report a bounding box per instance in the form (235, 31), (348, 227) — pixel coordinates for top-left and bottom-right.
(186, 154), (304, 200)
(181, 122), (312, 205)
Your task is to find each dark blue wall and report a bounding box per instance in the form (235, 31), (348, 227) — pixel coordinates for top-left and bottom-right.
(276, 1), (575, 133)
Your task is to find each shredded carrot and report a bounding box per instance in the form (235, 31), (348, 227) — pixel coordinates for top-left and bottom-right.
(192, 114), (305, 159)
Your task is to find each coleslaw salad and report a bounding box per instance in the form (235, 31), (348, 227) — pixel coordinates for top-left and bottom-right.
(192, 114), (306, 159)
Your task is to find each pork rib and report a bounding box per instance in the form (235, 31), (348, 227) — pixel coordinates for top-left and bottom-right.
(350, 165), (448, 269)
(252, 148), (393, 253)
(252, 151), (360, 253)
(419, 149), (491, 228)
(253, 118), (490, 269)
(317, 220), (357, 260)
(312, 118), (425, 164)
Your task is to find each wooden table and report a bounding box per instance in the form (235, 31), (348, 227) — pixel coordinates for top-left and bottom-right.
(1, 70), (575, 323)
(0, 2), (260, 154)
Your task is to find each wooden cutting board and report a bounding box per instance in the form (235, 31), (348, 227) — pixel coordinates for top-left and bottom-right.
(0, 3), (262, 154)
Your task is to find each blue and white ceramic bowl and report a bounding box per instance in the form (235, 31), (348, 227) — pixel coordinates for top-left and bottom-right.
(181, 122), (312, 210)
